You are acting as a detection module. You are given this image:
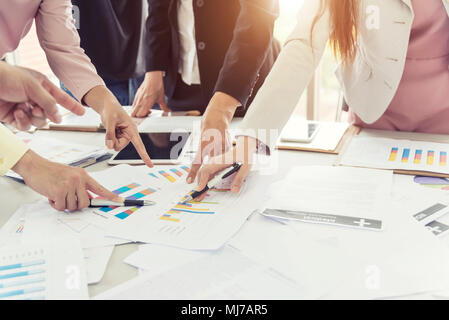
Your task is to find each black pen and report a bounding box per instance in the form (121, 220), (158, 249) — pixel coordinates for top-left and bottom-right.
(183, 162), (242, 202)
(89, 199), (156, 207)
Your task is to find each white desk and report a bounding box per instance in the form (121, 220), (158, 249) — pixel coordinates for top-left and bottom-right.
(2, 128), (443, 300)
(0, 128), (336, 297)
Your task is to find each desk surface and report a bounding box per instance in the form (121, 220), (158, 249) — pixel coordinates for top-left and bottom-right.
(0, 128), (336, 297)
(3, 128), (442, 300)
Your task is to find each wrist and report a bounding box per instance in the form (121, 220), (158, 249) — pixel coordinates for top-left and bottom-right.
(83, 85), (119, 113)
(145, 71), (164, 81)
(211, 92), (240, 114)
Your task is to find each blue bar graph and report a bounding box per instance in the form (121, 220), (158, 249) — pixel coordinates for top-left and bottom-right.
(0, 286), (45, 299)
(0, 268), (45, 280)
(0, 259), (45, 272)
(0, 277), (45, 289)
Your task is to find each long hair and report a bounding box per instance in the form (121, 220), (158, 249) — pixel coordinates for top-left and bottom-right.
(311, 0), (359, 64)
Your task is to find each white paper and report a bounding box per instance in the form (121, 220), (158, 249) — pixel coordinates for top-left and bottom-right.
(0, 240), (88, 300)
(228, 213), (356, 298)
(96, 246), (310, 300)
(84, 246), (114, 285)
(264, 166), (392, 219)
(283, 196), (449, 299)
(124, 244), (205, 277)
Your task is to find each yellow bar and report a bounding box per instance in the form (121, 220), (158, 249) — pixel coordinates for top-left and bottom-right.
(160, 216), (180, 222)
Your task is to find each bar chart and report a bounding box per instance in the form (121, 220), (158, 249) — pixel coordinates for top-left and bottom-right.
(97, 182), (157, 220)
(0, 252), (47, 300)
(340, 137), (449, 175)
(388, 147), (447, 167)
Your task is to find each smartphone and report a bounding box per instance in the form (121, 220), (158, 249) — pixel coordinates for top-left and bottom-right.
(280, 122), (320, 144)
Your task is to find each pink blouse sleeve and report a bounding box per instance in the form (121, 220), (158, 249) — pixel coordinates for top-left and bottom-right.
(35, 0), (105, 102)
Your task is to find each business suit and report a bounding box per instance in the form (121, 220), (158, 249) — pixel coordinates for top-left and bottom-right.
(146, 0), (280, 115)
(238, 0), (449, 149)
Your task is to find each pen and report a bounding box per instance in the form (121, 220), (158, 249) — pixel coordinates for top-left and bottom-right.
(183, 162), (242, 202)
(89, 199), (156, 207)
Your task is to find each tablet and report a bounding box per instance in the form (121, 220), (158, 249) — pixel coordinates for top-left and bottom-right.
(109, 132), (192, 165)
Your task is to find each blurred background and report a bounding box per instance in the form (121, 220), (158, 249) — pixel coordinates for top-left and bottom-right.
(9, 0), (343, 122)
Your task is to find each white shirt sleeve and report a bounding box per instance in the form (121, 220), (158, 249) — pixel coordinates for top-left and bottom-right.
(177, 0), (201, 85)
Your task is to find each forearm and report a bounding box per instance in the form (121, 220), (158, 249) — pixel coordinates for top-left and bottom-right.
(214, 0), (279, 107)
(36, 0), (105, 102)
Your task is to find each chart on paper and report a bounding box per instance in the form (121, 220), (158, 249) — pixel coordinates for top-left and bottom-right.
(0, 243), (87, 300)
(340, 137), (449, 175)
(94, 182), (158, 220)
(107, 172), (262, 250)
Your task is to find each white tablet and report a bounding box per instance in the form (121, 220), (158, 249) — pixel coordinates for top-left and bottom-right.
(109, 131), (193, 165)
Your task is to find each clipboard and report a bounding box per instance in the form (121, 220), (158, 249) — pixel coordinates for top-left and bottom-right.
(276, 122), (360, 154)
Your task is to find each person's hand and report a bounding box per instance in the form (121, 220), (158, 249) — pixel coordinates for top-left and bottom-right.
(186, 92), (241, 184)
(83, 86), (153, 167)
(192, 136), (258, 200)
(0, 63), (85, 131)
(132, 71), (170, 118)
(12, 150), (121, 211)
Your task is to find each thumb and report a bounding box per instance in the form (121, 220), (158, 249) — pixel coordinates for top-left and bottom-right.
(195, 163), (229, 191)
(26, 79), (61, 123)
(196, 167), (212, 191)
(86, 176), (120, 201)
(187, 163), (200, 184)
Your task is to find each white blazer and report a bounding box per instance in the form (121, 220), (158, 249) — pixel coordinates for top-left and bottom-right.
(238, 0), (449, 150)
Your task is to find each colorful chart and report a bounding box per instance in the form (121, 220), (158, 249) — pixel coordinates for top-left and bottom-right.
(112, 183), (140, 195)
(388, 147), (447, 167)
(170, 168), (183, 177)
(97, 183), (155, 220)
(160, 193), (219, 223)
(159, 170), (177, 183)
(126, 188), (156, 200)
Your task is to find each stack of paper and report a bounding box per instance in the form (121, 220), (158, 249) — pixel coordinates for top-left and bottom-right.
(6, 132), (109, 181)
